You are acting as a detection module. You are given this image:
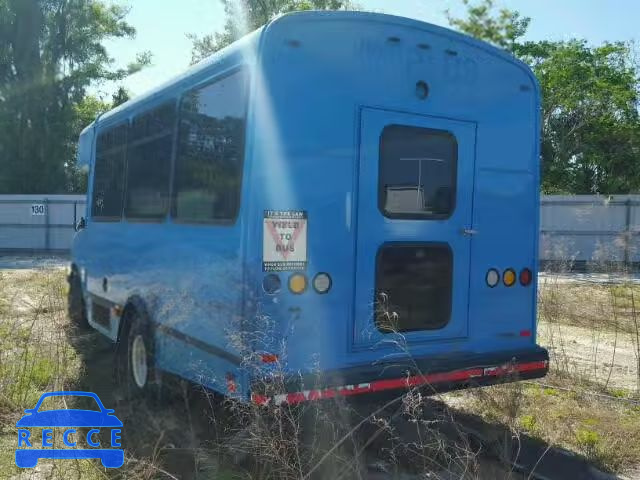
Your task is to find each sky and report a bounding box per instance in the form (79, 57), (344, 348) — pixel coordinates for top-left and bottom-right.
(96, 0), (640, 100)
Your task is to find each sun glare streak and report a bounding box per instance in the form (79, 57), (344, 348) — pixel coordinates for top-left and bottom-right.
(232, 2), (319, 369)
(232, 0), (295, 207)
(250, 69), (297, 207)
(229, 0), (250, 37)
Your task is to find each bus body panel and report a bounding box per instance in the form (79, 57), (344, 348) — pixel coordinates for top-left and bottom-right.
(73, 37), (262, 397)
(72, 11), (546, 403)
(249, 12), (541, 376)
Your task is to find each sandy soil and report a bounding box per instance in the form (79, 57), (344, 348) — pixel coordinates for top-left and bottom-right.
(539, 320), (639, 391)
(0, 255), (69, 271)
(539, 272), (640, 285)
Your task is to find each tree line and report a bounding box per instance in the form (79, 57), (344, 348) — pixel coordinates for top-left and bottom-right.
(1, 0), (638, 194)
(0, 0), (142, 194)
(447, 0), (640, 194)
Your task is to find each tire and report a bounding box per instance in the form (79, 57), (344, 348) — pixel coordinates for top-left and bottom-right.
(116, 307), (160, 401)
(68, 267), (89, 330)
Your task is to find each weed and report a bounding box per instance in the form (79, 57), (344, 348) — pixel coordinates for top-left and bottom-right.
(609, 388), (629, 398)
(519, 414), (538, 433)
(575, 428), (600, 461)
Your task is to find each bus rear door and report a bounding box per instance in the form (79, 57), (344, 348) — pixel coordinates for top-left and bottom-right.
(352, 107), (476, 350)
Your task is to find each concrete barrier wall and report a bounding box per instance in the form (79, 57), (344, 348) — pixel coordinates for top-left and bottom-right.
(540, 195), (640, 268)
(1, 194), (639, 269)
(0, 195), (86, 252)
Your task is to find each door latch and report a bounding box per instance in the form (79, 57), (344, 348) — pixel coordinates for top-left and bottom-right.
(461, 227), (478, 237)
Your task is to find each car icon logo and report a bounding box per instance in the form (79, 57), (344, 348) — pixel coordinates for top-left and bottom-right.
(15, 391), (123, 468)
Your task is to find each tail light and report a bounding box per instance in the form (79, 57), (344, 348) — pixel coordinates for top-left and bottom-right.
(520, 268), (532, 286)
(260, 353), (278, 363)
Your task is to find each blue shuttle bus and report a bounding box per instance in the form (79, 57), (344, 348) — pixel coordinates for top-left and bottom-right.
(71, 11), (548, 406)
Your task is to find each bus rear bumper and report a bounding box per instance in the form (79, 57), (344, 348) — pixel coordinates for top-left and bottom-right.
(250, 347), (549, 406)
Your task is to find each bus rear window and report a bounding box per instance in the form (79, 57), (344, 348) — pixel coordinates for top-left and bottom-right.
(375, 244), (452, 333)
(379, 125), (457, 219)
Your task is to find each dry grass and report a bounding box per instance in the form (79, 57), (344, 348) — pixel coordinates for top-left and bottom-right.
(0, 268), (488, 479)
(0, 269), (103, 478)
(450, 376), (640, 473)
(2, 265), (640, 478)
(538, 274), (640, 393)
(539, 278), (640, 335)
(443, 271), (640, 476)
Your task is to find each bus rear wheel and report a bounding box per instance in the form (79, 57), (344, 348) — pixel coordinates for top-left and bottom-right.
(117, 309), (160, 400)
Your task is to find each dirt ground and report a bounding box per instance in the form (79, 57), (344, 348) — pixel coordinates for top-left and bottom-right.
(1, 260), (638, 479)
(539, 320), (639, 391)
(538, 276), (640, 393)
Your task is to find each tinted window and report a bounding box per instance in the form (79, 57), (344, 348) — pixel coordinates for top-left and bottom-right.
(124, 102), (176, 220)
(379, 126), (457, 218)
(173, 70), (248, 222)
(92, 124), (126, 220)
(375, 244), (452, 332)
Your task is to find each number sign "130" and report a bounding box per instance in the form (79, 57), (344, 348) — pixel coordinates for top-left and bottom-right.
(31, 204), (47, 216)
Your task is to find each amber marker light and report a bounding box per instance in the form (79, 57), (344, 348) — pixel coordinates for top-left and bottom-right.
(288, 273), (307, 294)
(503, 269), (516, 287)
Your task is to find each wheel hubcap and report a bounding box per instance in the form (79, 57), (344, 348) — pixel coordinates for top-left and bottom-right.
(131, 335), (148, 389)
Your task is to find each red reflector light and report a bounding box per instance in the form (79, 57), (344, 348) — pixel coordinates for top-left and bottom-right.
(520, 329), (532, 337)
(519, 268), (532, 286)
(226, 373), (237, 393)
(261, 354), (278, 364)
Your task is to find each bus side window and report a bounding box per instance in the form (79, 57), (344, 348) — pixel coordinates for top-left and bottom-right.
(173, 69), (248, 223)
(92, 124), (127, 221)
(124, 102), (176, 221)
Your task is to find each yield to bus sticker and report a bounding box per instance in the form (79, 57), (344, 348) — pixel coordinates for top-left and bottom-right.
(263, 210), (307, 272)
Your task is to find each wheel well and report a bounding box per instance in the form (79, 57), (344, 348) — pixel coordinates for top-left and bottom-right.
(69, 263), (79, 281)
(117, 296), (150, 343)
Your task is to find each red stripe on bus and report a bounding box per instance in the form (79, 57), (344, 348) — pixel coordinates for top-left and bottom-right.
(251, 361), (548, 406)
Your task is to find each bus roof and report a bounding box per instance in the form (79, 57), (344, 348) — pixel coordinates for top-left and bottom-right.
(93, 27), (263, 128)
(87, 10), (535, 131)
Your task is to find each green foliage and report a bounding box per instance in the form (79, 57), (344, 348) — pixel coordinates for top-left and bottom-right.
(519, 413), (537, 432)
(608, 388), (629, 399)
(448, 1), (640, 194)
(189, 0), (357, 63)
(523, 40), (640, 193)
(575, 428), (601, 459)
(446, 0), (530, 53)
(0, 0), (150, 194)
(111, 85), (131, 108)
